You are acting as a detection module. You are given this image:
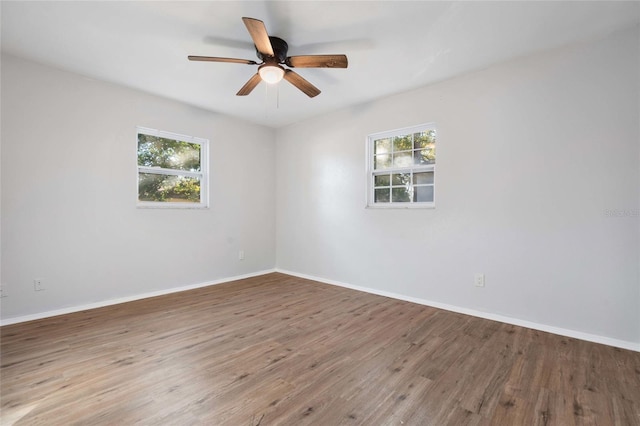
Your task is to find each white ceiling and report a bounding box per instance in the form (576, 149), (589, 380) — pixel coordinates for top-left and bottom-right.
(2, 1), (639, 128)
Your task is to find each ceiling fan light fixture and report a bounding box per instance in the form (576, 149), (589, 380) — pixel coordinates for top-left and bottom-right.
(258, 64), (285, 84)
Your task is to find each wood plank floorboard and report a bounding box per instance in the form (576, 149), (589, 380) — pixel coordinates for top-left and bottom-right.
(1, 273), (639, 425)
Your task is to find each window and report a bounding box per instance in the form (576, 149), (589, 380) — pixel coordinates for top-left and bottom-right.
(136, 127), (208, 208)
(367, 123), (436, 208)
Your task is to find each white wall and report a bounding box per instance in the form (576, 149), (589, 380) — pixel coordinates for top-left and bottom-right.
(1, 54), (276, 320)
(276, 26), (640, 345)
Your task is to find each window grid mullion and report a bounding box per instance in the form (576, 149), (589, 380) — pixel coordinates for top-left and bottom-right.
(138, 166), (203, 179)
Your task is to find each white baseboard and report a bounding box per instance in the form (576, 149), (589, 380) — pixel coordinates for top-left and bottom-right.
(0, 269), (276, 326)
(275, 268), (640, 352)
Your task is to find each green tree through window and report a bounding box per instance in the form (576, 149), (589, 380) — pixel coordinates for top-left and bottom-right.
(137, 128), (208, 207)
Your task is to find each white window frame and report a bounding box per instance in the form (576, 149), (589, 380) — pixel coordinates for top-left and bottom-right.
(366, 123), (436, 209)
(136, 126), (209, 209)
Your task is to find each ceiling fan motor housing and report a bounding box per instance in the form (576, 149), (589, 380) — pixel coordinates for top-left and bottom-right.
(256, 36), (289, 63)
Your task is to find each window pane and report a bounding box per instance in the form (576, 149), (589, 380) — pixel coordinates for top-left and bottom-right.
(392, 173), (410, 186)
(392, 135), (413, 152)
(368, 125), (436, 208)
(374, 154), (391, 169)
(413, 171), (434, 185)
(138, 134), (201, 172)
(374, 138), (391, 154)
(374, 174), (390, 187)
(393, 152), (413, 168)
(414, 147), (436, 165)
(413, 130), (436, 149)
(374, 188), (390, 203)
(392, 187), (411, 202)
(413, 186), (434, 203)
(138, 173), (201, 203)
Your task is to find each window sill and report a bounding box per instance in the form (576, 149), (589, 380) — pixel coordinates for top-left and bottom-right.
(366, 203), (435, 209)
(137, 202), (209, 209)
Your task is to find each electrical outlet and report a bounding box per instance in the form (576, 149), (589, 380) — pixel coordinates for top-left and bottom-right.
(474, 273), (485, 287)
(34, 279), (45, 291)
(238, 250), (245, 261)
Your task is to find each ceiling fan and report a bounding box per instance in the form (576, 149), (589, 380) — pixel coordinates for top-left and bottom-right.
(188, 17), (348, 98)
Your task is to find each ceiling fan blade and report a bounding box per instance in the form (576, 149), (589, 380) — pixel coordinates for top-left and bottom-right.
(188, 56), (257, 65)
(283, 70), (321, 98)
(242, 17), (274, 57)
(286, 55), (348, 68)
(236, 73), (262, 96)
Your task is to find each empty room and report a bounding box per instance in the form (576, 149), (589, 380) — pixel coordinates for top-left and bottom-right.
(1, 1), (639, 425)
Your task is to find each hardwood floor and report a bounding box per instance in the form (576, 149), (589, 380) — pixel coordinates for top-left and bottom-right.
(1, 273), (639, 425)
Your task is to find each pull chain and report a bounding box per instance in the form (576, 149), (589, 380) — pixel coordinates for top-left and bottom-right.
(263, 83), (281, 117)
(264, 81), (268, 118)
